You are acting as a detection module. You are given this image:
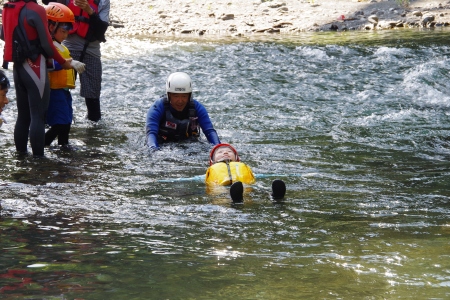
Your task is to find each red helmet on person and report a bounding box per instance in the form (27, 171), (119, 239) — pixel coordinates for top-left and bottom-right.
(209, 143), (240, 166)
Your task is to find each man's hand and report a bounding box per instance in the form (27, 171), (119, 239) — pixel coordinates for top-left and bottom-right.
(74, 0), (94, 15)
(148, 146), (161, 153)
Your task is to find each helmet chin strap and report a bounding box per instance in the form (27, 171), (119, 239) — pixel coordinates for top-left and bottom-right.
(50, 21), (59, 36)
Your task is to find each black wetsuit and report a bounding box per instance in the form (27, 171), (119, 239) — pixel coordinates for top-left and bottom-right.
(7, 1), (67, 156)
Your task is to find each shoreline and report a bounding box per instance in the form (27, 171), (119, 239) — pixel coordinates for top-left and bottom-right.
(107, 0), (450, 39)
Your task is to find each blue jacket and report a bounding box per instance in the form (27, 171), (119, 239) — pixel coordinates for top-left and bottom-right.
(146, 98), (220, 150)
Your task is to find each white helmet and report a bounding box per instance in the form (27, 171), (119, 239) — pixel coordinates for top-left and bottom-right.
(166, 72), (192, 97)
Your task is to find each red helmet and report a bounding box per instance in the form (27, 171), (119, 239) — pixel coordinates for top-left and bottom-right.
(209, 143), (240, 165)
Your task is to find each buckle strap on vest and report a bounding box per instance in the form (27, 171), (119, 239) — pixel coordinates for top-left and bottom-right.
(75, 15), (89, 24)
(225, 161), (233, 183)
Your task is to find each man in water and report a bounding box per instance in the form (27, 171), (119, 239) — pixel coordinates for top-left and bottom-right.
(146, 72), (220, 151)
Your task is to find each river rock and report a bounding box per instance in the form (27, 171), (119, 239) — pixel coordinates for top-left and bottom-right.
(253, 26), (274, 33)
(218, 14), (235, 21)
(422, 14), (436, 24)
(262, 1), (286, 9)
(273, 21), (293, 28)
(105, 0), (450, 37)
(368, 15), (379, 24)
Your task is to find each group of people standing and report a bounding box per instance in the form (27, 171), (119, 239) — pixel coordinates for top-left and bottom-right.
(1, 0), (109, 156)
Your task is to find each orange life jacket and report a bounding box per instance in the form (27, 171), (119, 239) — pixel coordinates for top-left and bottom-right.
(48, 42), (75, 89)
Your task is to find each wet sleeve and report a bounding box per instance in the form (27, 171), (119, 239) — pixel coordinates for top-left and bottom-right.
(145, 99), (164, 150)
(27, 7), (66, 65)
(195, 101), (220, 145)
(88, 0), (110, 42)
(98, 0), (111, 23)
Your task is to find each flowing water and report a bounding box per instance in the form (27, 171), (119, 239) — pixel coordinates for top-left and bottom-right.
(0, 29), (450, 299)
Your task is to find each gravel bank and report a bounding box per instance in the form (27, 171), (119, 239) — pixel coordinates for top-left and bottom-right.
(107, 0), (450, 38)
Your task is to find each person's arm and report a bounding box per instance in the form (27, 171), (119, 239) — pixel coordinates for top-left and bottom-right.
(76, 0), (109, 42)
(195, 100), (220, 145)
(97, 0), (110, 24)
(47, 42), (64, 71)
(145, 99), (164, 150)
(26, 6), (71, 68)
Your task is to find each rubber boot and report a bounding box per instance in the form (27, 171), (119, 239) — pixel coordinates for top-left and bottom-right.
(85, 98), (101, 122)
(230, 181), (244, 203)
(271, 179), (286, 200)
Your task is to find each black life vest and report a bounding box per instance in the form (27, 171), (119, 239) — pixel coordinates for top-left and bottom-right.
(158, 97), (200, 141)
(1, 0), (42, 67)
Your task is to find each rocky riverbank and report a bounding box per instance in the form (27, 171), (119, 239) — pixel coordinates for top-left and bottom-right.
(107, 0), (450, 38)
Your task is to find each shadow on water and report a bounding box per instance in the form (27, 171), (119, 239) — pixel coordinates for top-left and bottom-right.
(1, 28), (450, 299)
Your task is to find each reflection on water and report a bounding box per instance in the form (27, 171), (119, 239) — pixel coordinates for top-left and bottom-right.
(1, 29), (450, 299)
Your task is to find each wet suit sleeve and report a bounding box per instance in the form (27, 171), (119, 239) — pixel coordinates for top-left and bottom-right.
(88, 0), (110, 42)
(98, 0), (110, 24)
(194, 100), (220, 145)
(145, 98), (165, 150)
(48, 42), (63, 71)
(25, 5), (66, 65)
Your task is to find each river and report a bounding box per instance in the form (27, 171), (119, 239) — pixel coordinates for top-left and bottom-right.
(0, 29), (449, 299)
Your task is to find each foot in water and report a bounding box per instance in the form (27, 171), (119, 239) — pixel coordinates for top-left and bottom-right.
(59, 144), (78, 151)
(230, 181), (244, 203)
(271, 179), (286, 200)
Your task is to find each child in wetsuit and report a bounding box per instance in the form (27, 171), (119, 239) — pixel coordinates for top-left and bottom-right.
(205, 143), (286, 203)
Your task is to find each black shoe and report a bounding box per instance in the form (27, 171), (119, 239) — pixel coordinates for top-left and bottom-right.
(85, 98), (101, 122)
(230, 181), (244, 203)
(271, 179), (286, 200)
(59, 144), (78, 151)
